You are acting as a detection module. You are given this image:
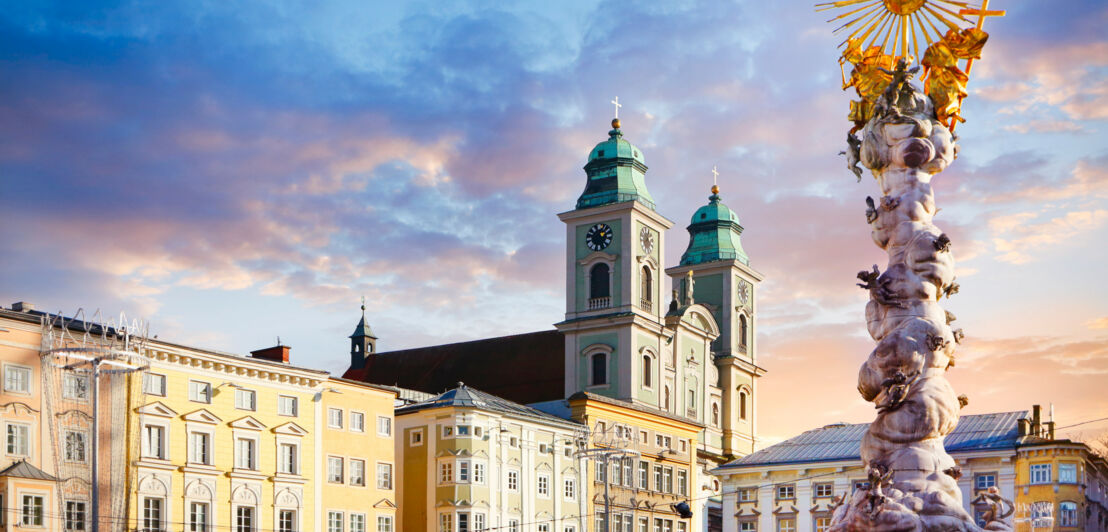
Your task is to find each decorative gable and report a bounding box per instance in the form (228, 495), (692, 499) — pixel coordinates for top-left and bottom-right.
(136, 402), (178, 418)
(183, 409), (222, 424)
(272, 422), (308, 437)
(229, 416), (266, 431)
(373, 499), (397, 509)
(534, 462), (553, 473)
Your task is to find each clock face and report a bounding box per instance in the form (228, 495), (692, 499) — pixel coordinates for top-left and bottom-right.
(639, 226), (655, 254)
(586, 223), (613, 251)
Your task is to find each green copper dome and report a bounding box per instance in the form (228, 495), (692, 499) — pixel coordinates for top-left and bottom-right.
(576, 121), (655, 210)
(680, 191), (749, 266)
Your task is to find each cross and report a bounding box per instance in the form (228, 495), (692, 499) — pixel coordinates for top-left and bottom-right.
(611, 96), (622, 119)
(952, 0), (1004, 131)
(712, 165), (719, 187)
(361, 295), (366, 311)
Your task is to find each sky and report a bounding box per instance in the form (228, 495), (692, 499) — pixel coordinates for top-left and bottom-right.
(1, 0), (1105, 448)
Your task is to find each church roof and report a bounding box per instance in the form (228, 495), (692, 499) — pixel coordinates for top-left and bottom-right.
(397, 383), (582, 430)
(350, 305), (376, 339)
(0, 459), (58, 481)
(576, 120), (656, 211)
(680, 190), (749, 266)
(343, 329), (564, 405)
(716, 410), (1028, 470)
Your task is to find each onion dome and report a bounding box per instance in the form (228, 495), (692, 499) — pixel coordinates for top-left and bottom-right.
(679, 186), (749, 266)
(576, 118), (656, 210)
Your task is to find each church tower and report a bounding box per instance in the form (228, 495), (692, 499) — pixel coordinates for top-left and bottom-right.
(349, 301), (377, 371)
(556, 117), (675, 403)
(665, 184), (765, 456)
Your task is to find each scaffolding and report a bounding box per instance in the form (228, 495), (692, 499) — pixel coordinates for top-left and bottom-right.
(40, 310), (150, 532)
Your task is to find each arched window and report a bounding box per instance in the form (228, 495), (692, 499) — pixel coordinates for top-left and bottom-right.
(738, 314), (749, 349)
(640, 266), (653, 307)
(642, 355), (652, 388)
(591, 352), (607, 386)
(590, 264), (610, 299)
(711, 403), (720, 427)
(1059, 501), (1078, 527)
(739, 390), (748, 420)
(663, 386), (671, 410)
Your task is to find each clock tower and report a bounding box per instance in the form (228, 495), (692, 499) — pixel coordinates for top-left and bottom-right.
(556, 118), (675, 404)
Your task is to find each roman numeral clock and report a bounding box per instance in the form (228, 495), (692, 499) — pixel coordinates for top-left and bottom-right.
(586, 223), (613, 251)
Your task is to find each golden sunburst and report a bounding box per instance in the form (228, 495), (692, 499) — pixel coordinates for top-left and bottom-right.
(817, 0), (987, 62)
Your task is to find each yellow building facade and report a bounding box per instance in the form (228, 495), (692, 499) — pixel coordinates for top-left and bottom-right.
(1, 304), (398, 532)
(1012, 438), (1108, 532)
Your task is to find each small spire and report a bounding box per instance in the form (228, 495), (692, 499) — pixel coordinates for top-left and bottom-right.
(711, 165), (720, 198)
(360, 295), (366, 313)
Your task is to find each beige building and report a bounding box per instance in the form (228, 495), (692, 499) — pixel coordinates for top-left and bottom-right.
(395, 383), (587, 532)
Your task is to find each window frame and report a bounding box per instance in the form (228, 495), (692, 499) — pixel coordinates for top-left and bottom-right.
(350, 411), (365, 433)
(376, 416), (391, 437)
(65, 500), (88, 531)
(62, 373), (90, 401)
(3, 364), (32, 395)
(1029, 463), (1052, 485)
(328, 456), (345, 484)
(349, 458), (366, 487)
(278, 395), (298, 416)
(328, 408), (344, 429)
(188, 380), (212, 403)
(376, 462), (394, 490)
(234, 389), (257, 411)
(143, 373), (167, 396)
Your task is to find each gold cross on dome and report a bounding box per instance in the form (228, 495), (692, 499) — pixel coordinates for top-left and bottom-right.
(712, 165), (719, 186)
(611, 96), (622, 119)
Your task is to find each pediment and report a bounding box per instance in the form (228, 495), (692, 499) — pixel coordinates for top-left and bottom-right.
(229, 416), (266, 431)
(534, 462), (553, 473)
(560, 466), (579, 476)
(273, 422), (309, 436)
(470, 449), (489, 459)
(136, 401), (178, 418)
(183, 409), (223, 424)
(436, 449), (462, 458)
(373, 499), (397, 509)
(506, 457), (522, 467)
(578, 250), (618, 266)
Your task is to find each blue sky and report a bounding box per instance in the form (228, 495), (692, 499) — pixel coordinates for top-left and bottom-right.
(2, 0), (1105, 444)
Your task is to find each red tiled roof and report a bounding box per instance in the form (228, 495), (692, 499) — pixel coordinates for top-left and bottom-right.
(343, 330), (564, 405)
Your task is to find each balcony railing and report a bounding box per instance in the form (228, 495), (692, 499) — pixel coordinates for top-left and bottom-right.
(639, 298), (653, 312)
(588, 297), (611, 310)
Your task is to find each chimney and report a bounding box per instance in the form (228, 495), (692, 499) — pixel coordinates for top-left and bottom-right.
(1017, 418), (1030, 437)
(1031, 404), (1042, 436)
(11, 301), (34, 312)
(251, 344), (290, 364)
(1045, 421), (1055, 440)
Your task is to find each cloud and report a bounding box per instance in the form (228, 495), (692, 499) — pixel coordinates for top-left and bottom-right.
(990, 209), (1108, 264)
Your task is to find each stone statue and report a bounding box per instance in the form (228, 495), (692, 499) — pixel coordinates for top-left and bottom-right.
(828, 69), (1012, 532)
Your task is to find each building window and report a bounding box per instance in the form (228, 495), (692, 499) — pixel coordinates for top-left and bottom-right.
(739, 314), (749, 349)
(377, 416), (391, 436)
(590, 263), (611, 299)
(475, 513), (486, 531)
(1031, 502), (1052, 528)
(278, 395), (298, 416)
(777, 484), (795, 500)
(65, 501), (87, 531)
(279, 510), (296, 532)
(538, 474), (550, 497)
(565, 478), (577, 500)
(328, 457), (344, 483)
(739, 488), (757, 502)
(623, 458), (633, 487)
(189, 432), (211, 465)
(142, 497), (163, 532)
(639, 517), (650, 532)
(687, 388), (697, 416)
(1059, 463), (1077, 484)
(664, 386), (671, 410)
(189, 502), (209, 532)
(235, 389), (256, 411)
(639, 461), (649, 489)
(440, 462), (454, 484)
(711, 403), (719, 426)
(63, 374), (89, 400)
(350, 459), (365, 486)
(508, 520), (519, 532)
(739, 521), (756, 532)
(813, 483), (832, 498)
(663, 466), (673, 493)
(473, 462), (485, 484)
(410, 429), (423, 446)
(439, 514), (452, 532)
(188, 381), (211, 403)
(377, 463), (393, 489)
(3, 365), (31, 394)
(458, 513), (469, 532)
(1059, 501), (1078, 527)
(328, 511), (344, 532)
(143, 373), (166, 396)
(852, 480), (870, 492)
(65, 431), (87, 462)
(677, 469), (688, 496)
(350, 514), (365, 532)
(236, 507), (254, 532)
(142, 425), (165, 459)
(776, 518), (795, 532)
(376, 516), (393, 532)
(279, 443), (298, 474)
(642, 354), (653, 388)
(641, 266), (653, 306)
(740, 391), (748, 420)
(235, 438), (257, 470)
(591, 352), (607, 386)
(350, 412), (365, 432)
(654, 465), (663, 491)
(815, 516), (832, 532)
(1030, 463), (1052, 485)
(974, 473), (996, 491)
(328, 408), (344, 429)
(458, 460), (470, 482)
(507, 469), (518, 491)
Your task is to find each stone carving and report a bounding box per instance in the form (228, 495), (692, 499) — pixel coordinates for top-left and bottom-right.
(970, 487), (1014, 530)
(829, 67), (1011, 532)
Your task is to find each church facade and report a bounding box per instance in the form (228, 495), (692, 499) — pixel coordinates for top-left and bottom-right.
(345, 117), (768, 529)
